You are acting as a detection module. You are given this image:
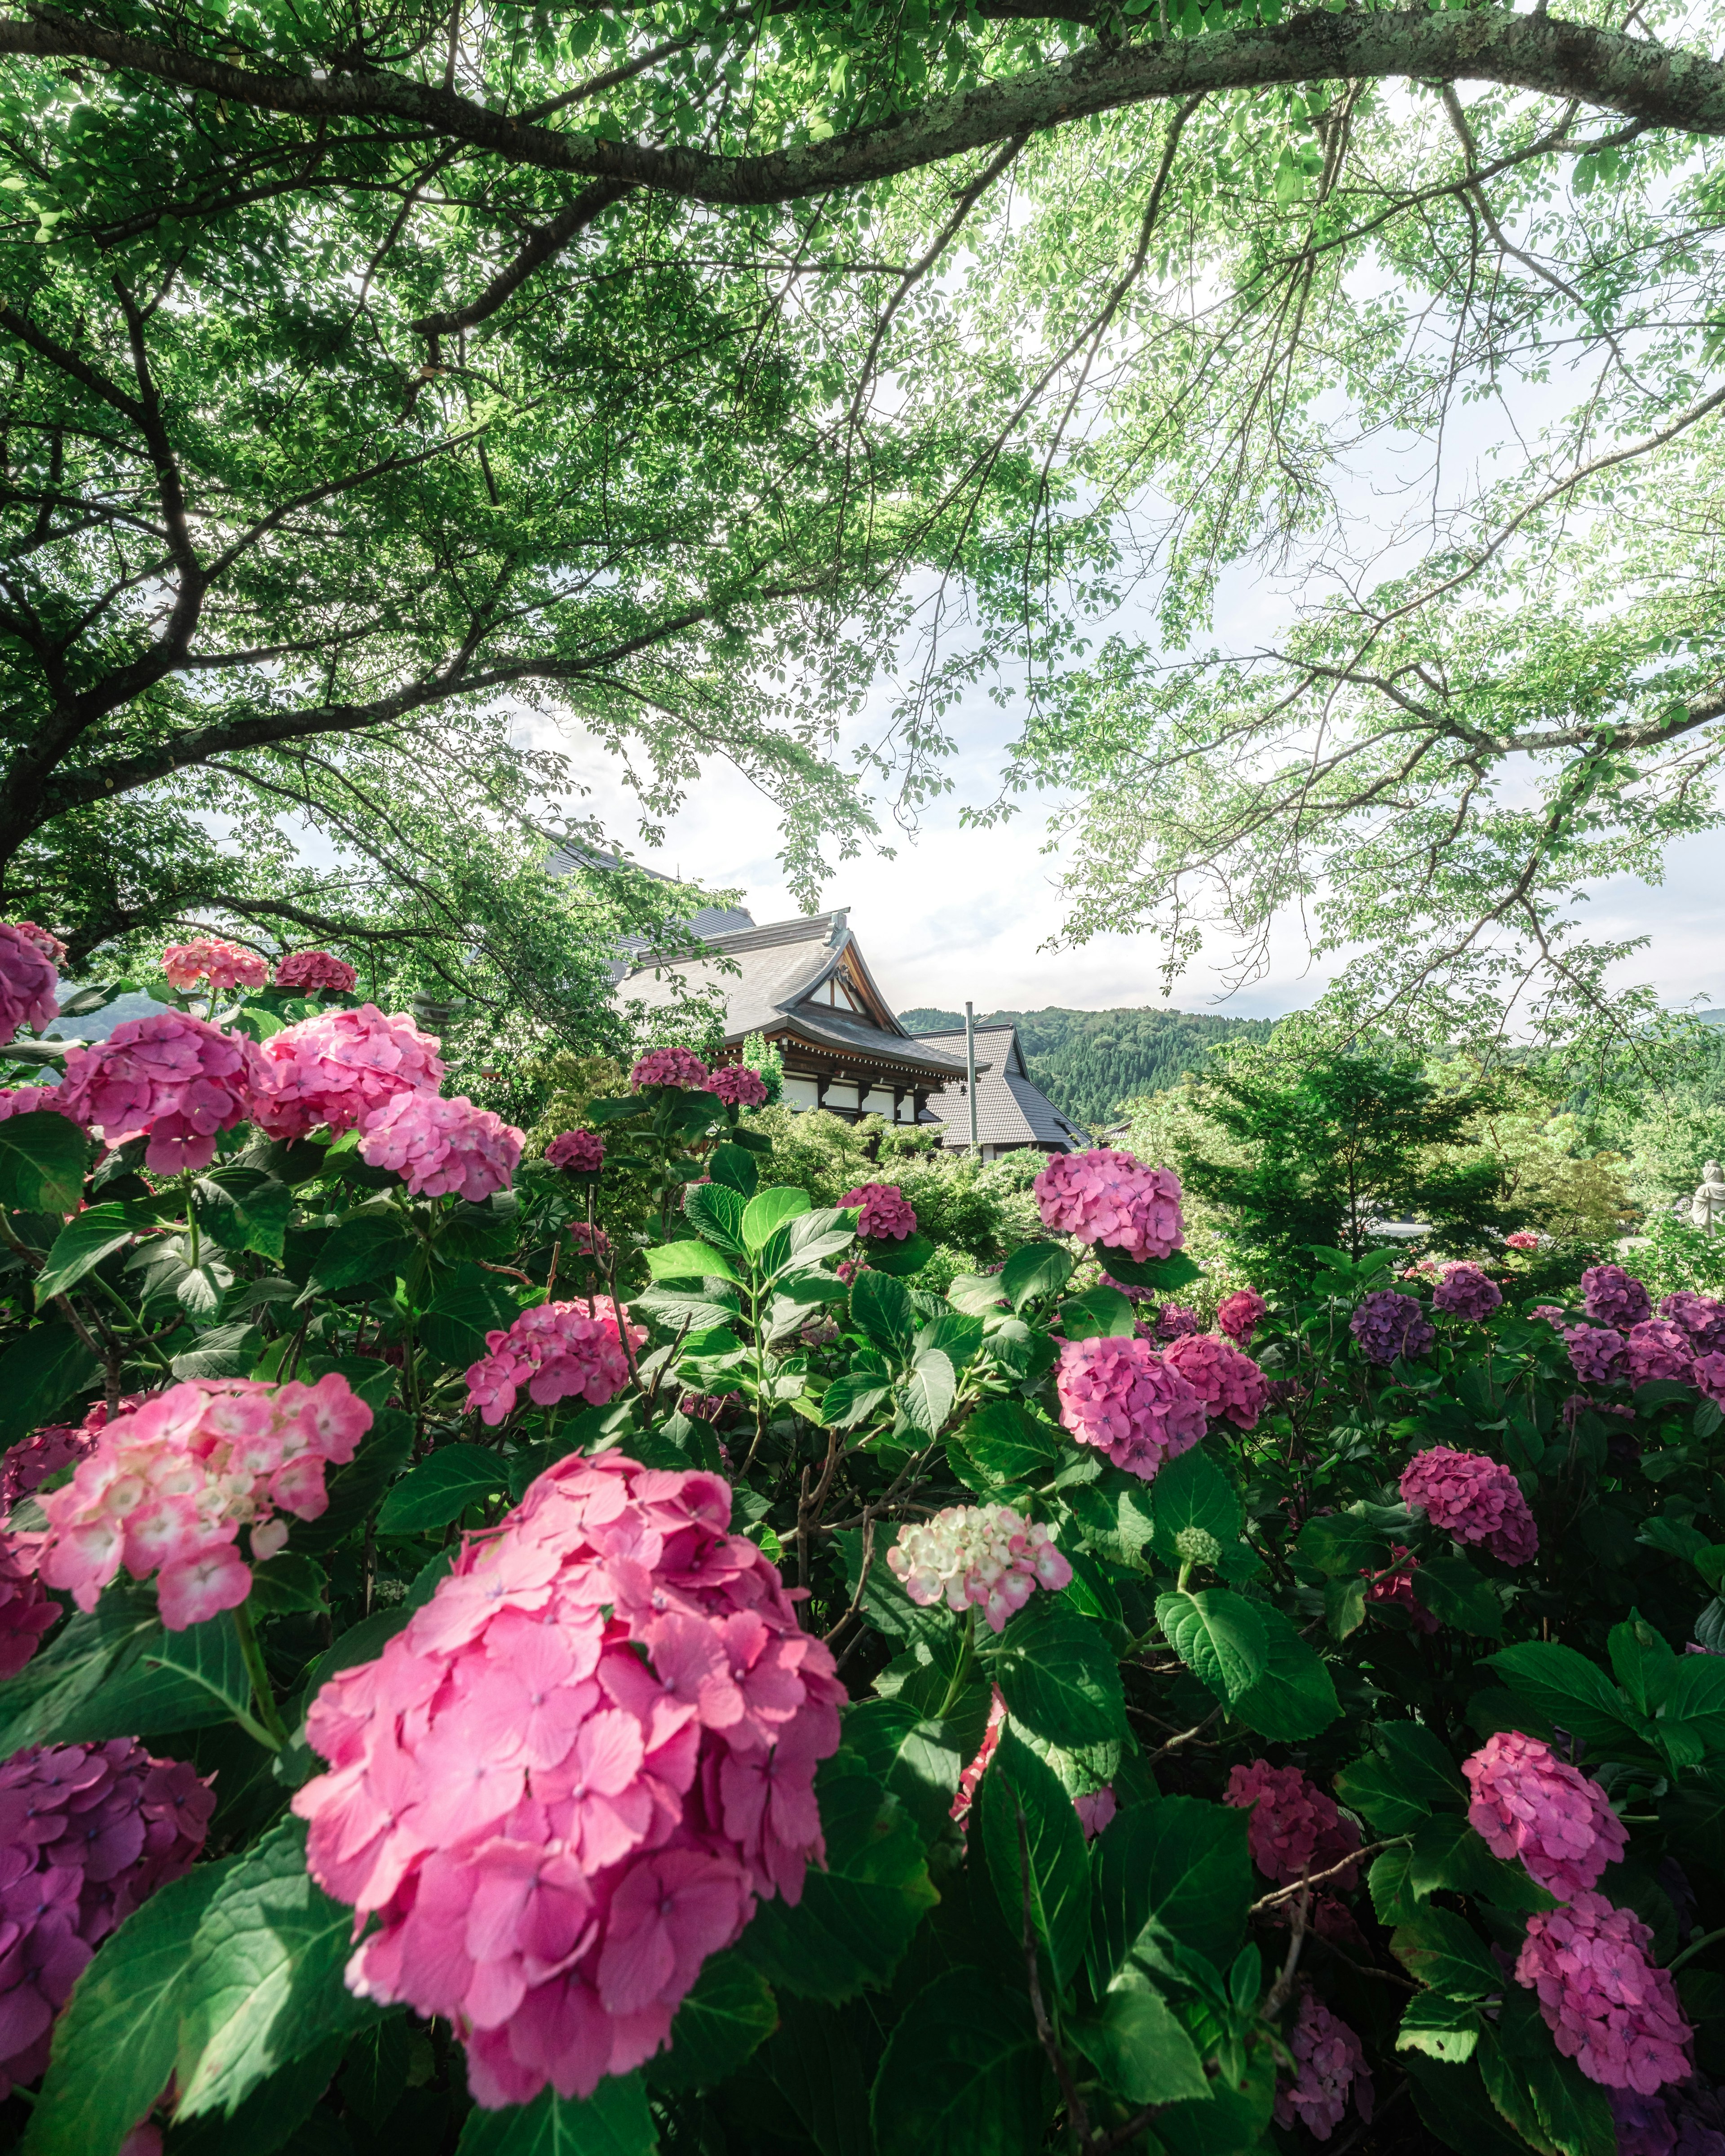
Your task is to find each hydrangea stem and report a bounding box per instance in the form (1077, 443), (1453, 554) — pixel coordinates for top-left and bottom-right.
(233, 1599), (290, 1751)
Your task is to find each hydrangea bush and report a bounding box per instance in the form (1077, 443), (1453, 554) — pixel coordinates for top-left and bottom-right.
(2, 928), (1725, 2154)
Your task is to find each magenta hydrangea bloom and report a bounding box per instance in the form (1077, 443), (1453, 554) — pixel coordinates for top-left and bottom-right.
(1399, 1445), (1538, 1566)
(1155, 1303), (1200, 1340)
(1216, 1289), (1268, 1344)
(0, 1087), (78, 1123)
(0, 1396), (133, 1510)
(1625, 1320), (1695, 1387)
(1274, 1989), (1374, 2143)
(9, 923), (65, 965)
(1516, 1893), (1691, 2094)
(1224, 1760), (1362, 1889)
(1583, 1265), (1653, 1331)
(1074, 1786), (1117, 1841)
(464, 1299), (644, 1426)
(358, 1091), (523, 1201)
(631, 1047), (710, 1090)
(35, 1374), (371, 1630)
(0, 923), (60, 1047)
(1055, 1335), (1206, 1480)
(1463, 1731), (1628, 1897)
(272, 949), (358, 994)
(0, 1543), (59, 1677)
(1161, 1332), (1270, 1430)
(1349, 1290), (1436, 1365)
(838, 1183), (917, 1242)
(1505, 1230), (1541, 1252)
(1433, 1264), (1503, 1321)
(160, 936), (267, 995)
(57, 1013), (265, 1174)
(251, 1003), (444, 1139)
(703, 1066), (768, 1109)
(563, 1221), (613, 1264)
(1610, 2079), (1725, 2156)
(1695, 1354), (1725, 1408)
(296, 1452), (846, 2109)
(1362, 1546), (1440, 1635)
(1566, 1324), (1630, 1386)
(546, 1129), (605, 1173)
(1660, 1294), (1725, 1358)
(1032, 1148), (1185, 1263)
(1532, 1304), (1567, 1329)
(887, 1503), (1071, 1633)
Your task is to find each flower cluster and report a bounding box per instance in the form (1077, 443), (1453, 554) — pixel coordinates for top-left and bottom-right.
(546, 1129), (605, 1173)
(1155, 1303), (1200, 1340)
(0, 1544), (58, 1677)
(9, 923), (65, 964)
(1073, 1787), (1117, 1841)
(252, 1003), (444, 1140)
(1505, 1230), (1542, 1252)
(160, 937), (267, 995)
(1566, 1325), (1630, 1386)
(678, 1392), (740, 1425)
(631, 1048), (710, 1090)
(703, 1066), (768, 1110)
(1609, 2078), (1725, 2156)
(0, 1087), (76, 1123)
(563, 1221), (613, 1265)
(839, 1183), (917, 1242)
(296, 1453), (846, 2108)
(358, 1091), (523, 1202)
(1099, 1274), (1152, 1304)
(1696, 1356), (1725, 1409)
(272, 949), (358, 995)
(887, 1504), (1072, 1632)
(1516, 1894), (1691, 2093)
(1462, 1732), (1627, 1897)
(1055, 1335), (1206, 1480)
(1532, 1304), (1567, 1328)
(1224, 1760), (1362, 1889)
(58, 1013), (266, 1175)
(464, 1300), (644, 1426)
(1216, 1289), (1267, 1344)
(1626, 1320), (1695, 1386)
(0, 922), (59, 1046)
(35, 1375), (371, 1629)
(1032, 1149), (1185, 1264)
(1349, 1290), (1437, 1365)
(1433, 1264), (1504, 1321)
(1399, 1445), (1538, 1566)
(0, 1402), (114, 1510)
(1660, 1293), (1725, 1357)
(1362, 1547), (1440, 1634)
(1274, 1990), (1374, 2143)
(1161, 1332), (1270, 1430)
(0, 1740), (212, 2095)
(1583, 1264), (1653, 1331)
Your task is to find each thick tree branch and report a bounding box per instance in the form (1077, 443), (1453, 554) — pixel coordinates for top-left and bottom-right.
(409, 179), (635, 335)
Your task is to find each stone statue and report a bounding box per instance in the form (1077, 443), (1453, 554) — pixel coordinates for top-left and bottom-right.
(1694, 1160), (1725, 1234)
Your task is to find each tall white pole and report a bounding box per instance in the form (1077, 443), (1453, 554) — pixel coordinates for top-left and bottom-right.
(965, 1000), (978, 1156)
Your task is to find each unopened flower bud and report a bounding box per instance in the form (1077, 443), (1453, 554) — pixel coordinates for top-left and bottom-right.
(1174, 1525), (1221, 1568)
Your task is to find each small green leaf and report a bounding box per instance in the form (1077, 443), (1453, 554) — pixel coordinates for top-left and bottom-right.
(454, 2073), (657, 2155)
(1390, 1907), (1503, 1999)
(1067, 1974), (1210, 2107)
(741, 1184), (810, 1252)
(1155, 1588), (1267, 1705)
(310, 1213), (414, 1292)
(870, 1974), (1044, 2156)
(376, 1443), (509, 1534)
(1000, 1241), (1073, 1312)
(985, 1594), (1127, 1744)
(645, 1239), (741, 1282)
(979, 1724), (1091, 1993)
(0, 1105), (89, 1214)
(1397, 1992), (1483, 2063)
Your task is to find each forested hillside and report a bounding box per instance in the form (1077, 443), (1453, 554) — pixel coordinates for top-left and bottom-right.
(899, 1004), (1276, 1127)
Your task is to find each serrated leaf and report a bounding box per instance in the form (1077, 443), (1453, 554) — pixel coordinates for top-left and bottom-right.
(646, 1952), (777, 2094)
(645, 1239), (741, 1282)
(1147, 1448), (1243, 1568)
(0, 1105), (88, 1214)
(0, 1318), (101, 1445)
(1056, 1284), (1137, 1341)
(898, 1347), (955, 1436)
(33, 1199), (150, 1302)
(1000, 1241), (1073, 1312)
(309, 1212), (414, 1292)
(742, 1184), (810, 1252)
(1336, 1722), (1466, 1834)
(984, 1593), (1127, 1743)
(1483, 1642), (1648, 1756)
(1407, 1813), (1558, 1912)
(1398, 1992), (1483, 2063)
(979, 1725), (1091, 1993)
(1155, 1588), (1267, 1705)
(681, 1180), (748, 1253)
(1087, 1794), (1252, 1988)
(1390, 1907), (1502, 1999)
(850, 1268), (916, 1356)
(1229, 1601), (1340, 1740)
(870, 1974), (1044, 2156)
(950, 1399), (1060, 1487)
(417, 1261), (520, 1367)
(376, 1442), (508, 1533)
(454, 2073), (657, 2155)
(1416, 1550), (1504, 1638)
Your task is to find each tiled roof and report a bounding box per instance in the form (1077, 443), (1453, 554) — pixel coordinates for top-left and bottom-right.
(913, 1024), (1091, 1149)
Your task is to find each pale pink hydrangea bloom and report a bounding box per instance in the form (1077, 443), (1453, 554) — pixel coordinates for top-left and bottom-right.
(1566, 1325), (1630, 1386)
(35, 1375), (371, 1630)
(839, 1183), (917, 1241)
(251, 1003), (444, 1139)
(1274, 1989), (1374, 2142)
(1694, 1354), (1725, 1408)
(0, 1086), (78, 1123)
(272, 949), (358, 994)
(886, 1503), (1071, 1633)
(1399, 1445), (1538, 1566)
(704, 1067), (768, 1109)
(1463, 1731), (1627, 1897)
(1161, 1332), (1270, 1430)
(160, 936), (268, 994)
(1625, 1320), (1695, 1387)
(464, 1299), (644, 1426)
(631, 1047), (710, 1090)
(1224, 1760), (1362, 1888)
(358, 1091), (523, 1201)
(1056, 1335), (1206, 1480)
(1583, 1265), (1653, 1331)
(1505, 1230), (1542, 1252)
(0, 922), (60, 1046)
(1433, 1263), (1503, 1321)
(545, 1129), (605, 1172)
(1516, 1894), (1691, 2093)
(295, 1452), (845, 2109)
(57, 1013), (266, 1174)
(1032, 1148), (1185, 1263)
(1660, 1293), (1725, 1358)
(1216, 1289), (1268, 1344)
(1073, 1786), (1117, 1840)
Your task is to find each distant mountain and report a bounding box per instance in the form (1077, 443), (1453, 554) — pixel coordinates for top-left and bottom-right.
(898, 1004), (1275, 1127)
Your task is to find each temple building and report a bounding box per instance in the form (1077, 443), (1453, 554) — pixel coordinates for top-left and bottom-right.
(913, 1021), (1091, 1158)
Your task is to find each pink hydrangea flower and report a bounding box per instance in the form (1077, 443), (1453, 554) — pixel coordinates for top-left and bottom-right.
(1625, 1321), (1695, 1387)
(272, 949), (358, 994)
(1100, 1274), (1153, 1304)
(160, 936), (268, 995)
(1505, 1230), (1541, 1251)
(1463, 1731), (1627, 1898)
(465, 1300), (644, 1426)
(1694, 1354), (1725, 1408)
(1033, 1148), (1185, 1263)
(0, 1086), (78, 1123)
(0, 922), (60, 1046)
(1566, 1324), (1630, 1386)
(57, 1013), (266, 1174)
(1433, 1264), (1503, 1321)
(0, 1740), (212, 2096)
(1532, 1304), (1567, 1329)
(1362, 1546), (1441, 1635)
(0, 1410), (103, 1510)
(9, 923), (66, 964)
(1583, 1265), (1653, 1331)
(251, 1004), (444, 1139)
(34, 1375), (371, 1629)
(839, 1183), (917, 1242)
(1055, 1335), (1207, 1480)
(679, 1392), (740, 1425)
(1350, 1290), (1436, 1365)
(1660, 1293), (1725, 1357)
(951, 1686), (1008, 1827)
(1216, 1289), (1268, 1344)
(546, 1129), (604, 1173)
(631, 1047), (710, 1091)
(1074, 1786), (1117, 1841)
(295, 1453), (845, 2109)
(1399, 1445), (1538, 1566)
(564, 1221), (613, 1264)
(1224, 1761), (1362, 1889)
(1609, 2082), (1725, 2156)
(358, 1091), (522, 1201)
(703, 1067), (768, 1109)
(1161, 1332), (1270, 1430)
(1516, 1894), (1691, 2093)
(1274, 1989), (1374, 2142)
(1155, 1303), (1200, 1340)
(886, 1504), (1071, 1633)
(0, 1541), (60, 1676)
